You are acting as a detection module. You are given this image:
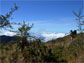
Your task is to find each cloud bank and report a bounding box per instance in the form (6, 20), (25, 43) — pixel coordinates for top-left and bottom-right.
(34, 32), (65, 42)
(0, 31), (16, 36)
(0, 31), (65, 42)
(40, 33), (65, 42)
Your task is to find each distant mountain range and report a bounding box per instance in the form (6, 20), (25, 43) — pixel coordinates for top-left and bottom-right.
(0, 35), (18, 43)
(0, 35), (45, 43)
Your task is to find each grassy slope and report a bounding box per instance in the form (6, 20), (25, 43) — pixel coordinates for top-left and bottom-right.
(46, 34), (84, 63)
(0, 34), (84, 63)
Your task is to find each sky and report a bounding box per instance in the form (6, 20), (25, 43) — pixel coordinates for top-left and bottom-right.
(0, 0), (84, 41)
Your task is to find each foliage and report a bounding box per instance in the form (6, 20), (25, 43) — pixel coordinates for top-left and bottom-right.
(0, 40), (67, 63)
(73, 7), (84, 33)
(16, 21), (33, 38)
(0, 4), (18, 29)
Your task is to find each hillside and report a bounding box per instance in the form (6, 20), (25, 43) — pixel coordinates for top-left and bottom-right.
(0, 34), (84, 63)
(46, 33), (84, 63)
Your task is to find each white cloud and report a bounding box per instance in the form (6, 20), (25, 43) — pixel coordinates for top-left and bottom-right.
(0, 31), (16, 36)
(34, 32), (66, 42)
(41, 32), (65, 42)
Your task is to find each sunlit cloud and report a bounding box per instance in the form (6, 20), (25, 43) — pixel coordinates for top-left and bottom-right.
(0, 31), (16, 36)
(41, 32), (65, 42)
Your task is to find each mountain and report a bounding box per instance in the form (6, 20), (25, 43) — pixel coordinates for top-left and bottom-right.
(0, 35), (18, 43)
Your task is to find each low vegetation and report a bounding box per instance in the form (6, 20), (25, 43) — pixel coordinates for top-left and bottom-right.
(0, 33), (84, 63)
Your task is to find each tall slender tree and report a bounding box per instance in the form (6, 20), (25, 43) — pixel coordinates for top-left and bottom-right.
(16, 21), (33, 51)
(73, 7), (84, 33)
(73, 7), (84, 44)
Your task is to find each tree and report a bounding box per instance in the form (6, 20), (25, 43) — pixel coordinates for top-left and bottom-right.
(73, 7), (84, 44)
(0, 4), (18, 29)
(16, 21), (33, 51)
(17, 21), (33, 38)
(73, 7), (84, 33)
